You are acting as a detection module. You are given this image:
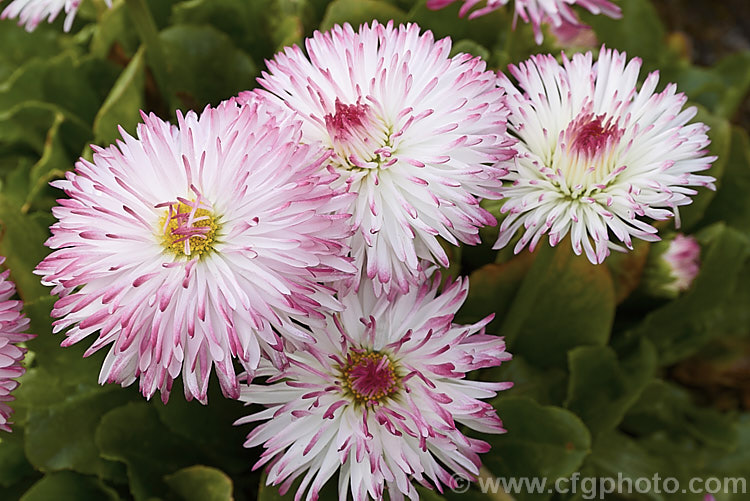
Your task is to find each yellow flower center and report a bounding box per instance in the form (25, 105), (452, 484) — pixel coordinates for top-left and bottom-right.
(340, 350), (400, 405)
(159, 200), (219, 258)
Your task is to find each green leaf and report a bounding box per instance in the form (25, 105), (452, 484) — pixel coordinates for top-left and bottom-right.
(320, 0), (408, 31)
(580, 0), (665, 67)
(0, 202), (53, 301)
(171, 0), (276, 63)
(502, 245), (615, 368)
(565, 338), (657, 438)
(24, 389), (132, 482)
(0, 22), (65, 83)
(627, 223), (749, 365)
(406, 0), (523, 54)
(487, 355), (567, 406)
(623, 380), (738, 451)
(165, 465), (233, 501)
(450, 39), (490, 61)
(155, 380), (250, 475)
(92, 46), (146, 147)
(584, 431), (679, 501)
(456, 251), (533, 333)
(90, 0), (142, 59)
(159, 25), (257, 109)
(0, 426), (35, 488)
(96, 402), (204, 501)
(702, 126), (750, 233)
(19, 471), (119, 501)
(482, 397), (591, 501)
(604, 239), (650, 304)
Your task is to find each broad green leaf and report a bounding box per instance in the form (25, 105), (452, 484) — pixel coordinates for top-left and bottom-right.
(90, 0), (141, 59)
(19, 471), (119, 501)
(160, 25), (257, 109)
(0, 52), (103, 124)
(0, 22), (65, 82)
(623, 380), (738, 451)
(165, 465), (233, 501)
(456, 251), (533, 333)
(155, 380), (249, 476)
(0, 426), (35, 488)
(171, 0), (276, 62)
(96, 402), (204, 501)
(320, 0), (408, 31)
(663, 51), (750, 120)
(565, 338), (657, 438)
(92, 46), (145, 147)
(604, 239), (650, 304)
(451, 39), (490, 61)
(482, 397), (591, 501)
(406, 0), (510, 51)
(583, 431), (679, 501)
(627, 223), (749, 365)
(487, 355), (567, 406)
(502, 245), (615, 368)
(580, 0), (665, 68)
(0, 203), (53, 300)
(702, 126), (750, 233)
(24, 389), (132, 482)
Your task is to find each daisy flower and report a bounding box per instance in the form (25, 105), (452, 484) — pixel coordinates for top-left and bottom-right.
(248, 21), (515, 297)
(1, 0), (110, 32)
(426, 0), (622, 44)
(35, 95), (355, 404)
(643, 234), (701, 298)
(0, 257), (34, 433)
(494, 47), (716, 264)
(237, 273), (512, 501)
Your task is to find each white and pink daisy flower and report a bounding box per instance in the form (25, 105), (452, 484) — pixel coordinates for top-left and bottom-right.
(1, 0), (110, 32)
(0, 257), (33, 433)
(237, 273), (512, 501)
(35, 95), (355, 404)
(494, 47), (716, 264)
(643, 234), (701, 298)
(248, 21), (515, 297)
(426, 0), (621, 44)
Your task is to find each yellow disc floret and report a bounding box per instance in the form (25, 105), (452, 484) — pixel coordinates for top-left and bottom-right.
(340, 350), (400, 405)
(158, 195), (219, 258)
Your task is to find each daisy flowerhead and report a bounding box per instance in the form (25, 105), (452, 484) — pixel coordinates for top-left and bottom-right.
(643, 234), (701, 298)
(426, 0), (621, 44)
(1, 0), (110, 32)
(0, 257), (34, 432)
(237, 272), (512, 501)
(247, 20), (516, 297)
(35, 94), (355, 404)
(494, 47), (716, 264)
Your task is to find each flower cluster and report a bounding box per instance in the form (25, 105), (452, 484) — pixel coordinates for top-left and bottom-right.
(0, 8), (715, 501)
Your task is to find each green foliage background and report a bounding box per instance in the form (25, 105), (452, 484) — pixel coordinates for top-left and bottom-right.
(0, 0), (749, 500)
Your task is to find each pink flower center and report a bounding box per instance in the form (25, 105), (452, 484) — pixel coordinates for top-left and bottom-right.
(157, 186), (219, 258)
(341, 350), (399, 405)
(324, 98), (392, 169)
(553, 111), (625, 196)
(567, 113), (623, 160)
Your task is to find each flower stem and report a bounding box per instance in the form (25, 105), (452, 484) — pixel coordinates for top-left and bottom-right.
(124, 0), (176, 111)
